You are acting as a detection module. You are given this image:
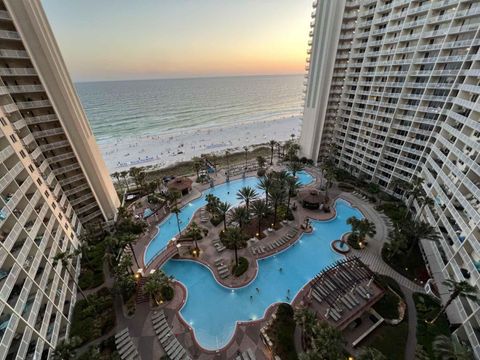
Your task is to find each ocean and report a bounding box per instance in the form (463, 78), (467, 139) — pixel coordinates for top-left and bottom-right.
(76, 74), (304, 143)
(75, 75), (304, 172)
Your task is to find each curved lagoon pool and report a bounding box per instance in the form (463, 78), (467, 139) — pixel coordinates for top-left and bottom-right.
(162, 199), (363, 350)
(144, 171), (314, 264)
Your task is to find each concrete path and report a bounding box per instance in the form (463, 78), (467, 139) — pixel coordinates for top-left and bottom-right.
(340, 192), (422, 360)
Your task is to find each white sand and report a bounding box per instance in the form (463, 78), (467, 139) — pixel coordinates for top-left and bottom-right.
(99, 116), (302, 173)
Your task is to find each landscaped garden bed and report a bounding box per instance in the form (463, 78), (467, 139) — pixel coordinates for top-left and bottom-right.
(267, 303), (298, 360)
(233, 256), (249, 277)
(414, 292), (450, 358)
(70, 287), (116, 346)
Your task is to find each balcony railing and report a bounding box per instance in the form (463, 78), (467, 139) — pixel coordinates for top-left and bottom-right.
(0, 67), (36, 76)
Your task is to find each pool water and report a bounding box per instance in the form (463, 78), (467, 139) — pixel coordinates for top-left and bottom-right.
(144, 171), (314, 264)
(162, 199), (363, 350)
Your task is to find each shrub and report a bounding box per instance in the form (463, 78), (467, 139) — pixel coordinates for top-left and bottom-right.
(233, 257), (249, 277)
(367, 183), (380, 194)
(160, 285), (174, 301)
(338, 182), (355, 191)
(210, 216), (222, 227)
(257, 168), (266, 177)
(347, 233), (362, 250)
(269, 303), (297, 360)
(374, 291), (400, 319)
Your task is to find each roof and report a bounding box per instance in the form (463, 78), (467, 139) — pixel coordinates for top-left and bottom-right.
(167, 176), (193, 191)
(298, 188), (323, 204)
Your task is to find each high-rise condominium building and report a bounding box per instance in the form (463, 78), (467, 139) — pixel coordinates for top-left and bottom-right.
(0, 0), (120, 358)
(300, 0), (480, 356)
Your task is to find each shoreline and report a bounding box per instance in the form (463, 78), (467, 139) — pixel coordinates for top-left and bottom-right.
(98, 116), (302, 173)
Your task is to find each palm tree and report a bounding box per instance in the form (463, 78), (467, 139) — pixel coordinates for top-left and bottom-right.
(433, 335), (473, 360)
(53, 250), (89, 302)
(416, 195), (434, 220)
(236, 186), (258, 214)
(171, 206), (182, 236)
(428, 280), (479, 324)
(323, 168), (335, 198)
(216, 201), (231, 231)
(256, 155), (266, 169)
(300, 321), (345, 359)
(188, 221), (203, 250)
(243, 146), (248, 173)
(192, 157), (202, 178)
(269, 140), (277, 165)
(230, 206), (250, 229)
(117, 234), (140, 268)
(112, 171), (122, 191)
(294, 308), (318, 348)
(286, 176), (301, 212)
(402, 219), (439, 255)
(346, 217), (376, 243)
(257, 174), (274, 206)
(269, 185), (286, 227)
(52, 337), (81, 360)
(144, 269), (171, 305)
(357, 347), (387, 360)
(404, 176), (425, 218)
(205, 194), (220, 214)
(120, 170), (130, 191)
(414, 345), (430, 360)
(166, 190), (181, 208)
(222, 227), (245, 266)
(251, 199), (270, 236)
(287, 160), (304, 177)
(225, 150), (230, 180)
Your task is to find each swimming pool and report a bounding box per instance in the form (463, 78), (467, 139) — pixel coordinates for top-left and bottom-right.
(162, 199), (363, 350)
(144, 171), (314, 264)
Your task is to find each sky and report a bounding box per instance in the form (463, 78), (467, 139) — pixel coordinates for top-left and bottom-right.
(42, 0), (312, 82)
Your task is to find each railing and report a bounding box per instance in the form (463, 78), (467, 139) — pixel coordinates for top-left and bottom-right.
(146, 242), (179, 267)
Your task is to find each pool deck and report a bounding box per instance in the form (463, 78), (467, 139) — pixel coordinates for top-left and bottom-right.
(120, 163), (426, 359)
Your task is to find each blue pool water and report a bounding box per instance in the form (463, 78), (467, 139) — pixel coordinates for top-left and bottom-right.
(144, 171), (314, 264)
(162, 199), (363, 350)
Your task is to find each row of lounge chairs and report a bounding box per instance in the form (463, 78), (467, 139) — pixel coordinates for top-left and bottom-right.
(115, 328), (140, 360)
(250, 228), (299, 256)
(235, 348), (257, 360)
(200, 208), (209, 223)
(311, 268), (374, 323)
(213, 239), (226, 252)
(214, 258), (230, 279)
(151, 310), (192, 360)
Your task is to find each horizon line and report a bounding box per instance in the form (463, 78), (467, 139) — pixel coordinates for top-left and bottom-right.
(74, 72), (304, 84)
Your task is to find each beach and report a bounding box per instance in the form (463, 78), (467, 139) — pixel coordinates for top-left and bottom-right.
(99, 116), (301, 173)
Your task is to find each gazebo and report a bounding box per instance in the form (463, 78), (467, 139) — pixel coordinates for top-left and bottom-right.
(298, 189), (323, 209)
(167, 177), (193, 195)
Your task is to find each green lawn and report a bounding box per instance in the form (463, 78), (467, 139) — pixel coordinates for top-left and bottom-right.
(367, 321), (409, 360)
(414, 293), (450, 357)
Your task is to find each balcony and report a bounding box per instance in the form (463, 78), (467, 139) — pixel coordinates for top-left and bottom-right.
(24, 114), (58, 126)
(0, 67), (36, 76)
(6, 85), (44, 94)
(0, 30), (20, 41)
(16, 100), (51, 110)
(52, 163), (81, 176)
(1, 103), (18, 114)
(39, 140), (69, 152)
(0, 49), (28, 59)
(31, 127), (64, 138)
(0, 10), (11, 20)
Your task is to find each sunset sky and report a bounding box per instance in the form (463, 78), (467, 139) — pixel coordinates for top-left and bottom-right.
(42, 0), (312, 82)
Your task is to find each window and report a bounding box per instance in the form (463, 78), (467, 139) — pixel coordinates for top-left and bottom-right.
(19, 150), (26, 158)
(52, 203), (56, 210)
(9, 134), (16, 143)
(0, 118), (6, 126)
(44, 190), (49, 198)
(37, 178), (42, 186)
(28, 165), (34, 173)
